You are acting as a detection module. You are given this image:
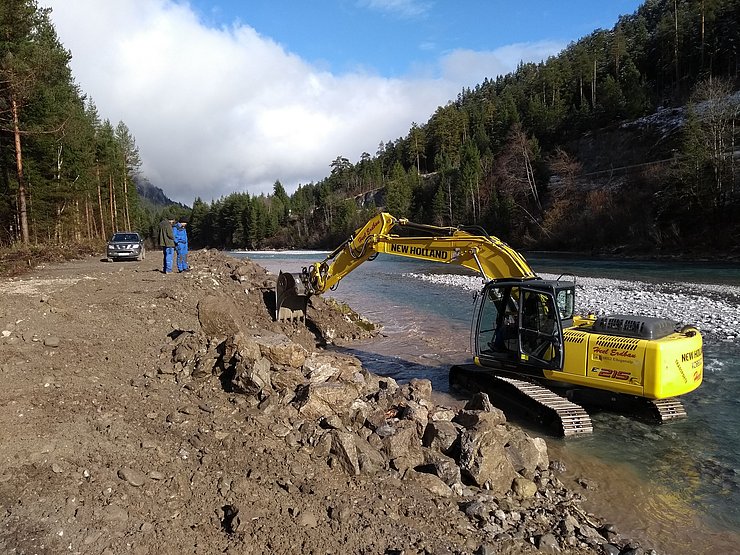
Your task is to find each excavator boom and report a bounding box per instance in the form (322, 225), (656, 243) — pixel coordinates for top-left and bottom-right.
(276, 212), (535, 321)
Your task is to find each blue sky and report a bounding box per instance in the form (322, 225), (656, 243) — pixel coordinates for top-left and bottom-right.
(190, 1), (642, 77)
(40, 0), (644, 205)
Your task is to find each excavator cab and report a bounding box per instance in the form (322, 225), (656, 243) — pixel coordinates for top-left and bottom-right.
(473, 279), (574, 373)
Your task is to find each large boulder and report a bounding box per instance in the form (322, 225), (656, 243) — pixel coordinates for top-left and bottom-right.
(464, 392), (497, 412)
(231, 356), (272, 396)
(251, 331), (307, 368)
(453, 408), (507, 429)
(223, 333), (262, 365)
(197, 295), (246, 340)
(400, 400), (429, 436)
(270, 367), (306, 396)
(505, 434), (549, 478)
(381, 420), (424, 472)
(405, 378), (433, 403)
(231, 262), (271, 289)
(404, 469), (453, 497)
(330, 431), (361, 475)
(354, 436), (387, 474)
(421, 420), (460, 456)
(458, 417), (518, 495)
(420, 448), (461, 487)
(302, 353), (341, 383)
(293, 381), (363, 420)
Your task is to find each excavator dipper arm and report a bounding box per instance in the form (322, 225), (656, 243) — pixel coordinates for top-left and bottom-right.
(275, 212), (536, 321)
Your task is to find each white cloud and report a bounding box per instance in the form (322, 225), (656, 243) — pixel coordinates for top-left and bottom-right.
(439, 41), (565, 84)
(40, 0), (561, 205)
(360, 0), (431, 18)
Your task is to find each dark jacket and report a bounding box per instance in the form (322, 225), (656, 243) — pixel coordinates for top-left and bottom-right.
(158, 219), (175, 247)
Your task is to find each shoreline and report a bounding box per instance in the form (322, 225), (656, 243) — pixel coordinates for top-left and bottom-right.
(6, 250), (737, 554)
(547, 440), (740, 555)
(363, 342), (740, 555)
(0, 250), (665, 554)
(521, 249), (740, 265)
(300, 256), (740, 555)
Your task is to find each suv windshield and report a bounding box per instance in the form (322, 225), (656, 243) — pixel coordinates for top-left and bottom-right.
(112, 233), (139, 242)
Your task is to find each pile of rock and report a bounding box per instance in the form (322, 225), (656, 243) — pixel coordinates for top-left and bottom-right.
(156, 253), (655, 554)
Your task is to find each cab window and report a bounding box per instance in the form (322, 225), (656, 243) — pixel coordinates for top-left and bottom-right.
(477, 285), (519, 356)
(555, 288), (575, 320)
(520, 290), (560, 363)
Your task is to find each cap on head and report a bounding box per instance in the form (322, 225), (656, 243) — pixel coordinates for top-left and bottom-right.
(178, 217), (188, 224)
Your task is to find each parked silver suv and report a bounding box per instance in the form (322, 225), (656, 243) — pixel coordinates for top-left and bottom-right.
(107, 231), (145, 262)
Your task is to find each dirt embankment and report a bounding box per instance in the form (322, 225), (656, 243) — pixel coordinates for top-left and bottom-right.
(0, 250), (652, 554)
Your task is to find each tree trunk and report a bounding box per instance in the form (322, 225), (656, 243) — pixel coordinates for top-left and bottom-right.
(414, 136), (420, 174)
(11, 96), (30, 244)
(731, 117), (736, 197)
(447, 178), (453, 224)
(592, 59), (597, 107)
(109, 175), (116, 232)
(74, 199), (81, 241)
(700, 0), (705, 70)
(55, 144), (63, 242)
(85, 194), (93, 238)
(123, 170), (131, 231)
(55, 203), (65, 243)
(97, 165), (106, 239)
(674, 0), (680, 90)
(519, 134), (541, 213)
(475, 181), (482, 223)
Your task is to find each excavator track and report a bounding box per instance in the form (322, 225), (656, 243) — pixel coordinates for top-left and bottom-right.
(450, 365), (593, 437)
(649, 398), (687, 421)
(494, 376), (593, 437)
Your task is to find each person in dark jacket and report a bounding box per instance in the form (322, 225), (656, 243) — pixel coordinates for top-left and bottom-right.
(157, 218), (176, 273)
(173, 217), (190, 272)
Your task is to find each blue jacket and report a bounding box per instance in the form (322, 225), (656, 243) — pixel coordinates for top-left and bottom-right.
(173, 224), (188, 248)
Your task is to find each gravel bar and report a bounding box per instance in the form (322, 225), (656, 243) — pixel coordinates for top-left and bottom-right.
(405, 272), (740, 343)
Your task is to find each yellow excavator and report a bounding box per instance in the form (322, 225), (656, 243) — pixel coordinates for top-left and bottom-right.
(275, 213), (703, 436)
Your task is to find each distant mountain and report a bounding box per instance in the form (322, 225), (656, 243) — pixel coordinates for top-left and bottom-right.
(135, 177), (184, 209)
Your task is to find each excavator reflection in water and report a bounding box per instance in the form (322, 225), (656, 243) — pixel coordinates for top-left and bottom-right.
(275, 213), (703, 436)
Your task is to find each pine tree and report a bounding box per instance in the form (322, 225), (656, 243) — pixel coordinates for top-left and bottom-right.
(0, 0), (74, 243)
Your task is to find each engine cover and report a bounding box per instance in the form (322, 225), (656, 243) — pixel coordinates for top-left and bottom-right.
(591, 314), (677, 340)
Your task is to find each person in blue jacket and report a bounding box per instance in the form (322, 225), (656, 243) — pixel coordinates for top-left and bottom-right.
(174, 217), (190, 272)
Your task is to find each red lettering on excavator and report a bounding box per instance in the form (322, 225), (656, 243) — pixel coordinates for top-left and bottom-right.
(597, 369), (631, 380)
(610, 349), (636, 359)
(353, 218), (381, 247)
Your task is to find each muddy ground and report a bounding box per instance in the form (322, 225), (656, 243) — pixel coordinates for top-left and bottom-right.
(0, 250), (652, 555)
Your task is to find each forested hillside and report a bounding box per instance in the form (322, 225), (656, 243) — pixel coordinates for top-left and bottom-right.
(1, 0), (738, 257)
(184, 0), (740, 256)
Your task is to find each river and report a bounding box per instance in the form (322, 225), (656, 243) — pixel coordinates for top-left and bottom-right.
(231, 250), (740, 555)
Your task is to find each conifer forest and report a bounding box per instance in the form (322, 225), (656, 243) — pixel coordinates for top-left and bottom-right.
(1, 0), (738, 257)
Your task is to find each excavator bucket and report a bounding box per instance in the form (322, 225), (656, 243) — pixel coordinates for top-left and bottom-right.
(275, 271), (310, 322)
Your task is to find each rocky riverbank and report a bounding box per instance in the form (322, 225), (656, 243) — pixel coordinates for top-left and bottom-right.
(0, 250), (657, 554)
